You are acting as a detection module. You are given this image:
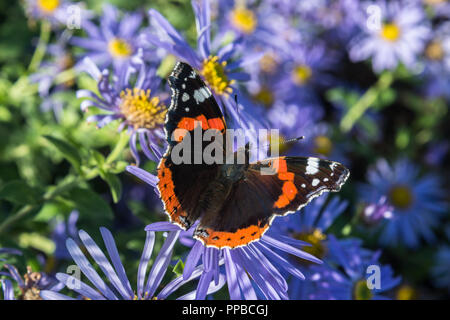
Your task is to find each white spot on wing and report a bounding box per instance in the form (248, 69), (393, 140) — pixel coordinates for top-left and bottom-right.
(312, 178), (320, 187)
(306, 158), (319, 175)
(193, 87), (210, 104)
(301, 184), (306, 188)
(182, 92), (189, 102)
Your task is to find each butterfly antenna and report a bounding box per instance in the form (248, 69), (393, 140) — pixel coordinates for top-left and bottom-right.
(284, 136), (305, 144)
(265, 136), (305, 151)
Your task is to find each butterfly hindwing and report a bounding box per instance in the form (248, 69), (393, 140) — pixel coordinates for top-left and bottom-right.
(193, 156), (349, 248)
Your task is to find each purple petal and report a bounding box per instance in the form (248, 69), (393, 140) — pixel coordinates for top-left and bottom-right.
(194, 271), (213, 300)
(65, 238), (118, 300)
(145, 222), (181, 232)
(183, 241), (203, 280)
(257, 242), (305, 280)
(100, 227), (134, 299)
(144, 231), (180, 298)
(78, 230), (130, 299)
(179, 273), (226, 300)
(137, 231), (155, 299)
(261, 235), (322, 264)
(1, 279), (15, 300)
(126, 165), (159, 188)
(56, 273), (105, 300)
(40, 290), (77, 300)
(223, 249), (242, 300)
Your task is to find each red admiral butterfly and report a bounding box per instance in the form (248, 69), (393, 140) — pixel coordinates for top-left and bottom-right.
(157, 62), (349, 249)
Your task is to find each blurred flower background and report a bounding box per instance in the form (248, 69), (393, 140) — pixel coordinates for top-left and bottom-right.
(0, 0), (449, 300)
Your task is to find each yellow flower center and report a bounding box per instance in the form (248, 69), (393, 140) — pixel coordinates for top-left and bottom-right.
(252, 86), (274, 107)
(353, 279), (373, 300)
(292, 65), (312, 86)
(380, 23), (401, 42)
(314, 135), (333, 156)
(396, 285), (417, 300)
(230, 6), (257, 34)
(108, 38), (132, 58)
(38, 0), (60, 13)
(119, 88), (167, 130)
(425, 41), (444, 61)
(389, 185), (414, 210)
(259, 53), (278, 74)
(201, 56), (235, 95)
(293, 229), (327, 261)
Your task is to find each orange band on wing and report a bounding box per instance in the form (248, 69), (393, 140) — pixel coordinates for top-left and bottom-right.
(272, 158), (287, 173)
(207, 117), (226, 131)
(274, 169), (298, 209)
(195, 222), (270, 248)
(157, 158), (189, 228)
(177, 115), (212, 131)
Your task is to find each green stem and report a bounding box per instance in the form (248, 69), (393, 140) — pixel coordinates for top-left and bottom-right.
(28, 20), (51, 73)
(340, 72), (394, 132)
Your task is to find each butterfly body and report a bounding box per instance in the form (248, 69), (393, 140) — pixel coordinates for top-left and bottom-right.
(157, 61), (350, 249)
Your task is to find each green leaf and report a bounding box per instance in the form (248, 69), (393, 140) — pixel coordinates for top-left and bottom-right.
(91, 150), (106, 167)
(109, 161), (128, 174)
(100, 171), (123, 203)
(43, 135), (82, 172)
(64, 187), (113, 220)
(19, 233), (55, 255)
(33, 201), (70, 222)
(0, 180), (42, 204)
(106, 131), (130, 164)
(172, 259), (185, 277)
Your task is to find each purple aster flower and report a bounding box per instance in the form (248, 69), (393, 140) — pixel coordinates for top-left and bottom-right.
(29, 30), (76, 121)
(271, 0), (362, 42)
(142, 0), (263, 130)
(71, 4), (143, 73)
(146, 221), (322, 300)
(276, 41), (337, 102)
(307, 236), (401, 300)
(421, 22), (450, 99)
(359, 158), (448, 248)
(1, 262), (62, 300)
(348, 0), (431, 73)
(40, 227), (224, 300)
(76, 54), (168, 165)
(216, 0), (261, 38)
(268, 194), (349, 299)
